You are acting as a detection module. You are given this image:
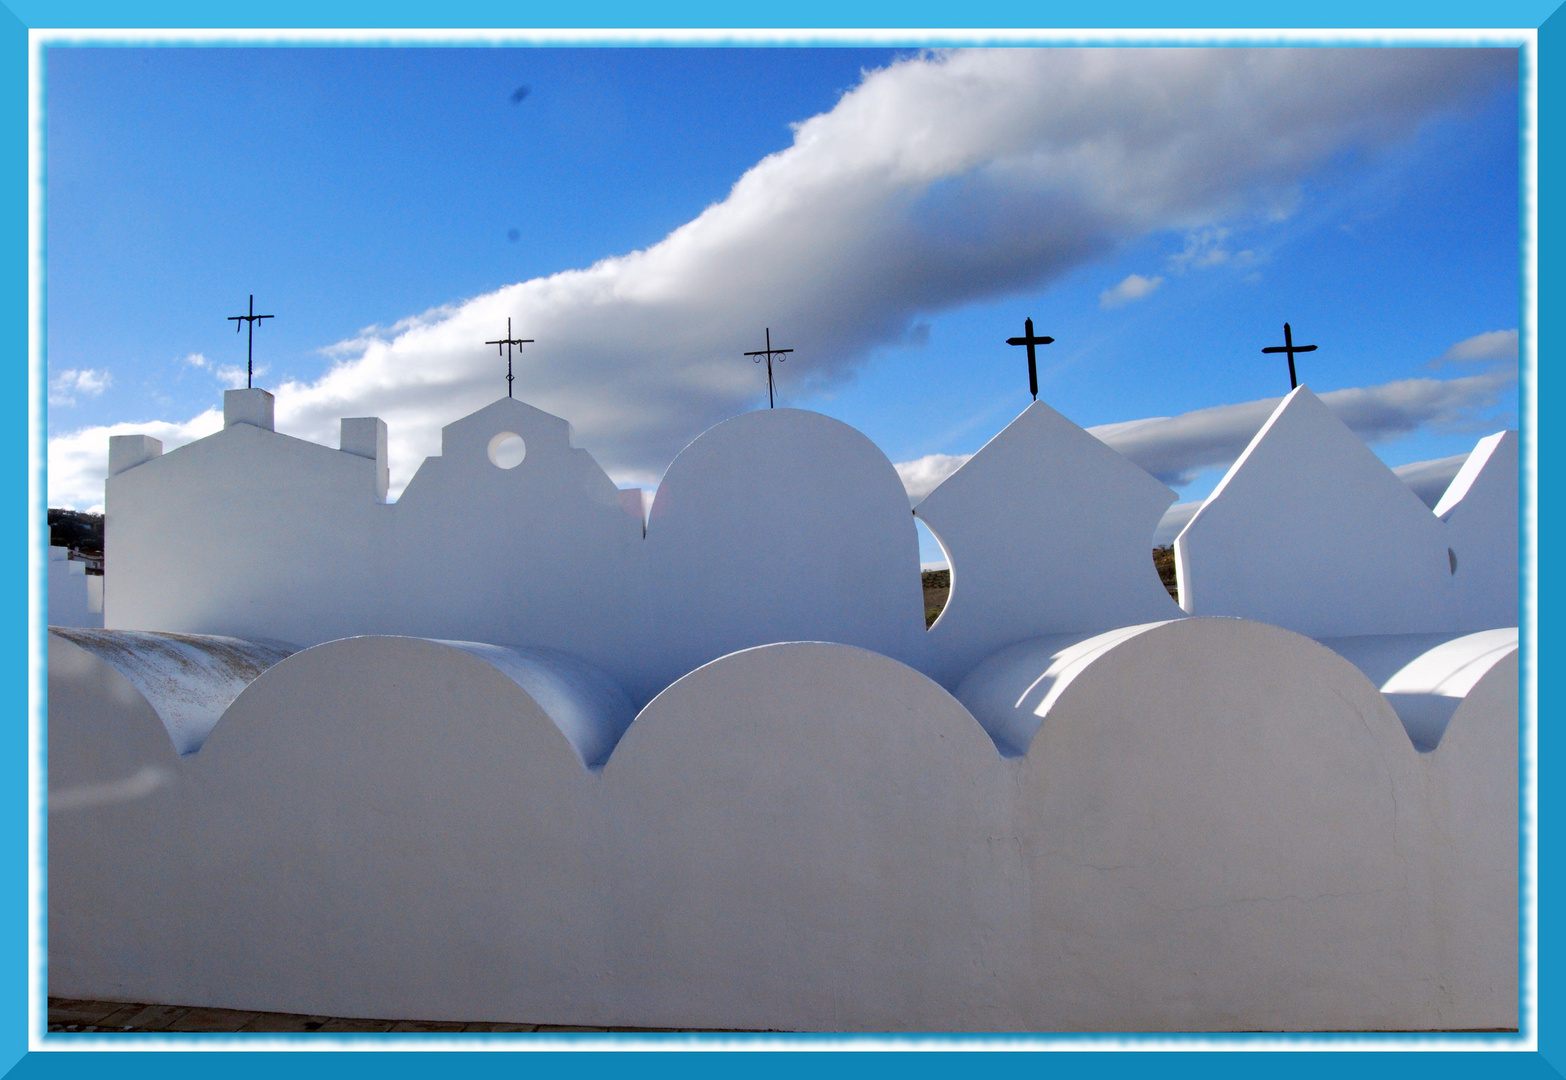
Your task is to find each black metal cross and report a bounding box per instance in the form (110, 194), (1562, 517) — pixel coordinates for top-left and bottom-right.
(484, 318), (534, 398)
(744, 327), (793, 409)
(1262, 322), (1317, 391)
(226, 294), (274, 389)
(1005, 317), (1054, 401)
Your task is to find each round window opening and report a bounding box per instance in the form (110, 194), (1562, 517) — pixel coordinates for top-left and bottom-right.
(488, 431), (527, 469)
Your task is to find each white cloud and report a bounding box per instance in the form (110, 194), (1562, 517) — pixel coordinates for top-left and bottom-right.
(47, 368), (112, 406)
(47, 48), (1512, 507)
(895, 452), (972, 505)
(214, 364), (253, 390)
(1099, 273), (1163, 309)
(47, 409), (223, 512)
(183, 352), (209, 369)
(1437, 328), (1517, 364)
(1168, 226), (1233, 271)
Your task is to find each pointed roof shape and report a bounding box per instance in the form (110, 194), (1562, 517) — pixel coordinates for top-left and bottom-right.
(915, 398), (1182, 688)
(397, 396), (627, 519)
(1434, 430), (1518, 631)
(1174, 386), (1455, 637)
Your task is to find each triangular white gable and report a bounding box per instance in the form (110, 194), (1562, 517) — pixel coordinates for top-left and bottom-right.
(1175, 386), (1455, 637)
(1434, 430), (1518, 631)
(916, 399), (1182, 688)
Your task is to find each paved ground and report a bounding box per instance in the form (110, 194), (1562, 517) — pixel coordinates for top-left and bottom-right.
(46, 997), (734, 1035)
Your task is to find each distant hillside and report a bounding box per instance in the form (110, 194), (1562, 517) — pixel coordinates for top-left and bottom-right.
(48, 509), (104, 567)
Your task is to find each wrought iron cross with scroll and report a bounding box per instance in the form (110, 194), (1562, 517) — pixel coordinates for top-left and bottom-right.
(485, 318), (535, 398)
(744, 328), (793, 409)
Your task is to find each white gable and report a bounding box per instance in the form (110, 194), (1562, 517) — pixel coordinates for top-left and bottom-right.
(915, 399), (1182, 687)
(1434, 430), (1519, 631)
(1174, 386), (1456, 637)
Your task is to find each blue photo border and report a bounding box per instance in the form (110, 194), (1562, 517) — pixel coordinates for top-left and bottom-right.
(6, 1), (1553, 1073)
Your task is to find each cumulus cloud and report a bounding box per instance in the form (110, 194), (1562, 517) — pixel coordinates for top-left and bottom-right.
(48, 409), (223, 512)
(1436, 328), (1517, 365)
(895, 453), (972, 504)
(183, 352), (209, 369)
(1099, 273), (1163, 308)
(47, 47), (1511, 508)
(48, 368), (112, 406)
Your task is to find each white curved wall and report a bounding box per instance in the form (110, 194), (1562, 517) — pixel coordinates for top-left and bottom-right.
(1321, 628), (1518, 751)
(982, 617), (1442, 1030)
(48, 630), (1517, 1031)
(636, 409), (927, 701)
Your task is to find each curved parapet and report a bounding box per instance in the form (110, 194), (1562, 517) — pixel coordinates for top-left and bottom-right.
(600, 642), (1009, 1032)
(1421, 647), (1519, 1030)
(432, 640), (636, 769)
(48, 629), (1516, 1031)
(954, 621), (1176, 756)
(49, 628), (294, 756)
(1320, 628), (1518, 751)
(51, 636), (630, 1019)
(958, 617), (1455, 1029)
(47, 628), (289, 1001)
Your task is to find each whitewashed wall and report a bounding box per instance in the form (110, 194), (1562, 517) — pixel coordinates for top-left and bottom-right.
(1437, 430), (1520, 632)
(47, 546), (101, 629)
(915, 400), (1183, 688)
(1175, 388), (1459, 637)
(49, 628), (1517, 1031)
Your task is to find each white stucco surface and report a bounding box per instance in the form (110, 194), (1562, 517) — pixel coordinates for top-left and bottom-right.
(952, 621), (1175, 756)
(636, 408), (927, 700)
(1436, 430), (1519, 632)
(48, 631), (1516, 1031)
(1418, 647), (1519, 1030)
(1174, 387), (1456, 637)
(48, 628), (294, 755)
(915, 400), (1182, 687)
(47, 546), (102, 629)
(1321, 628), (1518, 751)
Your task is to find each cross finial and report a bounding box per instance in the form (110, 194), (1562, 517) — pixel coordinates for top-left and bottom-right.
(484, 318), (535, 398)
(1261, 322), (1317, 391)
(1005, 317), (1054, 401)
(226, 294), (274, 389)
(743, 327), (794, 409)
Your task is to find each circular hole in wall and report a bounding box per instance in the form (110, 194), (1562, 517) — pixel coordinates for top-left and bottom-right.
(488, 432), (527, 469)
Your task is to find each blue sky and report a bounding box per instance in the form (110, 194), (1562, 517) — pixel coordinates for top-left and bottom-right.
(45, 44), (1521, 556)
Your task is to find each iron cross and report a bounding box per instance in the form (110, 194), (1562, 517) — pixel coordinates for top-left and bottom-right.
(1262, 322), (1317, 390)
(226, 295), (274, 389)
(1005, 317), (1054, 400)
(744, 327), (794, 409)
(484, 318), (535, 398)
